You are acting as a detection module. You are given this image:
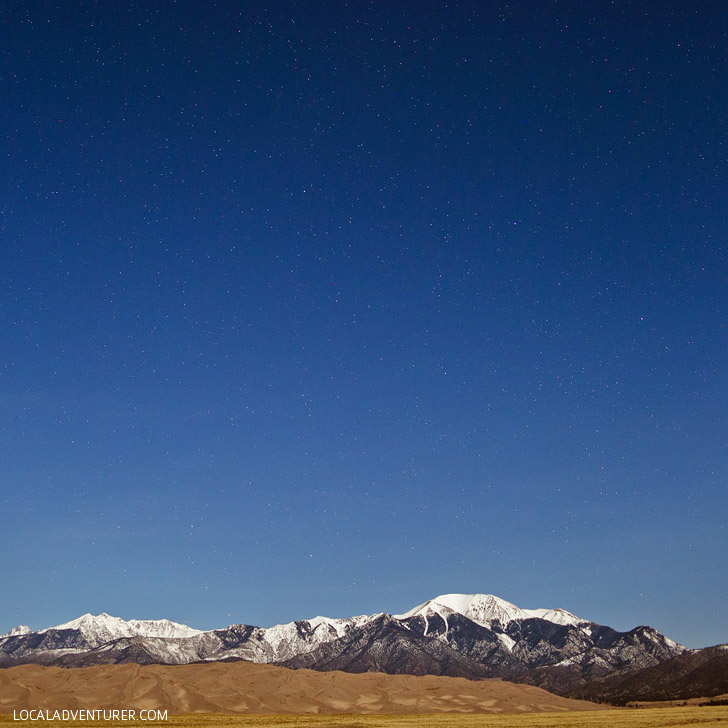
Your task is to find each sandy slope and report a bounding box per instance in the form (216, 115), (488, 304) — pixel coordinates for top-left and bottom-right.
(0, 662), (605, 715)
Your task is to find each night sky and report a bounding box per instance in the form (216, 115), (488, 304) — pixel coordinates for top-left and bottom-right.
(1, 1), (726, 649)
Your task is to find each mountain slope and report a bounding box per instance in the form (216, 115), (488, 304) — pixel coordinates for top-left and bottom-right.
(278, 612), (519, 677)
(575, 644), (728, 704)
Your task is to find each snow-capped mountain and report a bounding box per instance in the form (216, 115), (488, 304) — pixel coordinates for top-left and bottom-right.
(3, 625), (31, 637)
(0, 593), (687, 698)
(397, 593), (587, 630)
(43, 613), (202, 647)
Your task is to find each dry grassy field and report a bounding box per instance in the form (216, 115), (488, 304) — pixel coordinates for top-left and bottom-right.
(3, 707), (728, 728)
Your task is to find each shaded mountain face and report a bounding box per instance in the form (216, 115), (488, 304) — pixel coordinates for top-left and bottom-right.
(0, 593), (688, 698)
(573, 644), (728, 705)
(277, 613), (521, 678)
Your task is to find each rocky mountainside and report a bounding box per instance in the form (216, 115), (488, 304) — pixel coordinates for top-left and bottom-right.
(0, 593), (687, 698)
(574, 644), (728, 704)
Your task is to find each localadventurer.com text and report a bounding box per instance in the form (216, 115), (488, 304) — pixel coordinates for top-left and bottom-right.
(13, 709), (168, 721)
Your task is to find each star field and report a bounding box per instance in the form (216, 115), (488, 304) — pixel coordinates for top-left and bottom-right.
(1, 1), (726, 647)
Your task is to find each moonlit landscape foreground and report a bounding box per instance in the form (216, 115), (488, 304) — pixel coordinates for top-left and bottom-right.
(2, 661), (727, 726)
(0, 662), (602, 715)
(1, 665), (728, 728)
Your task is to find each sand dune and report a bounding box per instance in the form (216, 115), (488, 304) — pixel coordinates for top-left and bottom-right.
(0, 661), (604, 715)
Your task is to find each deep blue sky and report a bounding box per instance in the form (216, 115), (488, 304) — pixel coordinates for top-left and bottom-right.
(1, 1), (726, 649)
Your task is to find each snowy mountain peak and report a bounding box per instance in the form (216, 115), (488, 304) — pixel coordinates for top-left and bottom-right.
(398, 593), (525, 626)
(526, 607), (586, 627)
(261, 613), (378, 657)
(4, 625), (31, 637)
(397, 593), (587, 629)
(43, 613), (201, 647)
(125, 618), (203, 639)
(46, 613), (122, 632)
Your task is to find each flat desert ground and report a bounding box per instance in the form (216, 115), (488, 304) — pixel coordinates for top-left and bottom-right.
(4, 707), (728, 728)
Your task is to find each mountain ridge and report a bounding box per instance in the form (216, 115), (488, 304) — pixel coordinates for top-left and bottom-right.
(0, 592), (689, 701)
(5, 592), (595, 638)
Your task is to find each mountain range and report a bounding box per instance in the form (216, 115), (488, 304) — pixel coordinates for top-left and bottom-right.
(2, 592), (711, 703)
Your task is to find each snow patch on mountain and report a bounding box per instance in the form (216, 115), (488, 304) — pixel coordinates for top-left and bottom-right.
(526, 607), (586, 627)
(660, 634), (682, 651)
(125, 618), (203, 639)
(497, 632), (517, 651)
(261, 614), (375, 658)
